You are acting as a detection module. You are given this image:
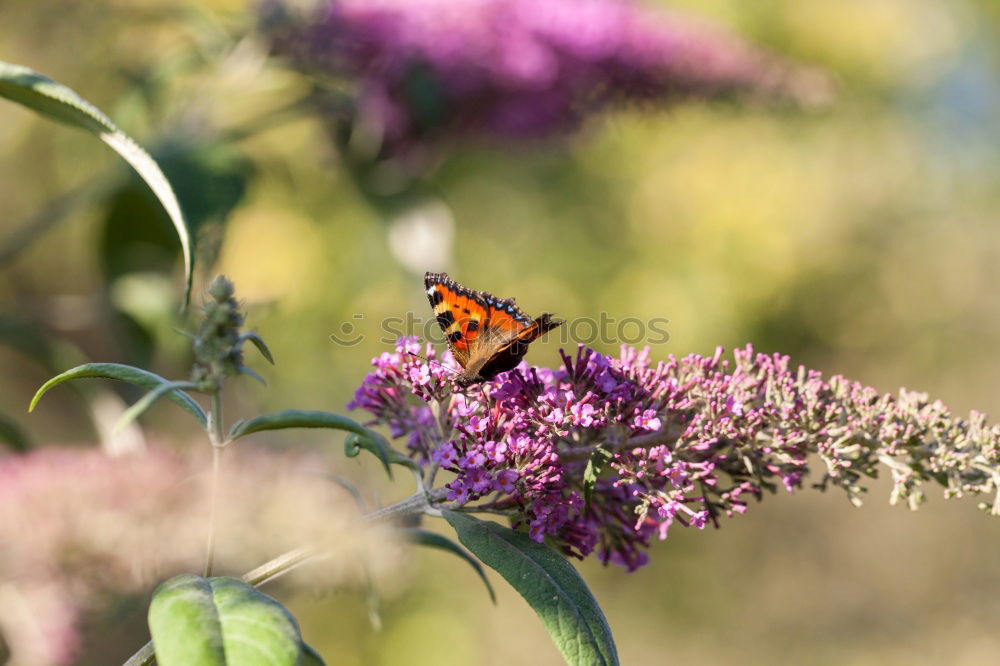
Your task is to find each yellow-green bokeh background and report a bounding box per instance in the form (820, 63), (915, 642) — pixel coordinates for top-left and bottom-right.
(2, 0), (1000, 664)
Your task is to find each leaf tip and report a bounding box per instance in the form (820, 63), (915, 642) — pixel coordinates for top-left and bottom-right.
(27, 388), (46, 413)
(241, 366), (268, 387)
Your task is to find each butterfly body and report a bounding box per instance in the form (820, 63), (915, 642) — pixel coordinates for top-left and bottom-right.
(424, 272), (563, 386)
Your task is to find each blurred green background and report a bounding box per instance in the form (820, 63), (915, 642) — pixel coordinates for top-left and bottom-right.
(2, 0), (1000, 664)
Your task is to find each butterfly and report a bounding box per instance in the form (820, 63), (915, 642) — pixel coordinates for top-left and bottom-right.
(424, 272), (563, 387)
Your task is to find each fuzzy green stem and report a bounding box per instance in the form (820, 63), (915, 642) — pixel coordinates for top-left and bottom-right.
(242, 544), (318, 586)
(121, 643), (155, 666)
(203, 391), (225, 577)
(240, 487), (449, 587)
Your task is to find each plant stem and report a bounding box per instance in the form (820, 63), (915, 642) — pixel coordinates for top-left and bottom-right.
(366, 486), (448, 522)
(426, 460), (441, 490)
(121, 642), (155, 666)
(242, 545), (319, 586)
(240, 486), (450, 586)
(204, 390), (225, 577)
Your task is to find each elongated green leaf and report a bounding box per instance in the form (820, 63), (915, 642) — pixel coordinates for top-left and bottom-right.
(301, 643), (326, 666)
(29, 363), (206, 427)
(344, 431), (423, 478)
(227, 409), (375, 440)
(148, 575), (306, 666)
(443, 512), (619, 666)
(241, 333), (274, 365)
(239, 365), (268, 387)
(403, 527), (496, 603)
(0, 62), (114, 133)
(116, 381), (199, 432)
(228, 409), (419, 478)
(0, 61), (193, 306)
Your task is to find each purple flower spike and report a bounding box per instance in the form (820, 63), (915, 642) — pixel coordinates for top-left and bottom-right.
(350, 339), (1000, 570)
(265, 0), (830, 154)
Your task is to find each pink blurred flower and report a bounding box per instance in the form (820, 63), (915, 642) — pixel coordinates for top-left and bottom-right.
(0, 446), (395, 664)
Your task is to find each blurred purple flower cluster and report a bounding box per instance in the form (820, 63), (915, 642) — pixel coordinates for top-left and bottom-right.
(265, 0), (828, 154)
(351, 338), (1000, 570)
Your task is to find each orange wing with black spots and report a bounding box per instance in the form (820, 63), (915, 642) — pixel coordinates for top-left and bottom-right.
(424, 272), (530, 364)
(424, 272), (563, 386)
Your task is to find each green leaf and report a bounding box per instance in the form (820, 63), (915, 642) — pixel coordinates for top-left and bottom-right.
(0, 61), (193, 306)
(147, 576), (224, 665)
(115, 381), (199, 432)
(148, 574), (306, 666)
(403, 527), (496, 603)
(29, 363), (206, 427)
(344, 431), (424, 480)
(583, 445), (612, 508)
(239, 365), (268, 387)
(0, 61), (114, 134)
(228, 410), (419, 478)
(443, 512), (619, 666)
(301, 643), (326, 666)
(241, 333), (274, 365)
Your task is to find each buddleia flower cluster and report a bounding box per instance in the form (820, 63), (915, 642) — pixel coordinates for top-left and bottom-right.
(350, 337), (1000, 570)
(262, 0), (830, 156)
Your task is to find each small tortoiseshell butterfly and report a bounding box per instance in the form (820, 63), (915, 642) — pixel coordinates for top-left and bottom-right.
(424, 272), (563, 387)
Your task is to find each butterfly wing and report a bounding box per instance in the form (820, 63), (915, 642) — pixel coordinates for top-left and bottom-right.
(425, 272), (499, 369)
(475, 312), (563, 380)
(425, 272), (563, 381)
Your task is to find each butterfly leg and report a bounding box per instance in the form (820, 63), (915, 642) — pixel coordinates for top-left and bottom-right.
(479, 382), (496, 423)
